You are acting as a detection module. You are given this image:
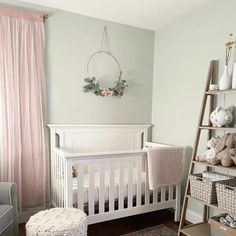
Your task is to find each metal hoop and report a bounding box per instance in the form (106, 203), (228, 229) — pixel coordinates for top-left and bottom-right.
(86, 50), (122, 82)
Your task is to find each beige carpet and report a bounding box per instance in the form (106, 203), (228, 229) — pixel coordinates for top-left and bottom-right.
(121, 224), (177, 236)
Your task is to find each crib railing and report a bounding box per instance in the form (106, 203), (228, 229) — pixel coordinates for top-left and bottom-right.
(51, 147), (181, 224)
(51, 148), (65, 208)
(75, 154), (145, 215)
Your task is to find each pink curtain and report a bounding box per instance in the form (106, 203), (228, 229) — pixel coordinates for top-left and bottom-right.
(0, 7), (48, 210)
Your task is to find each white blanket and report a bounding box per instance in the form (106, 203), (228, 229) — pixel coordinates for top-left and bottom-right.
(147, 146), (185, 190)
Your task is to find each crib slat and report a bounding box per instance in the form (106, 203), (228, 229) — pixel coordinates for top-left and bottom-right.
(109, 162), (115, 211)
(60, 158), (64, 207)
(57, 154), (59, 206)
(119, 162), (125, 210)
(62, 159), (65, 207)
(145, 160), (150, 204)
(61, 156), (64, 207)
(143, 131), (147, 143)
(55, 152), (58, 205)
(58, 156), (62, 207)
(77, 165), (84, 210)
(64, 160), (73, 207)
(175, 184), (181, 222)
(176, 184), (181, 203)
(99, 163), (105, 213)
(54, 153), (57, 206)
(161, 187), (166, 202)
(153, 189), (158, 203)
(137, 134), (142, 149)
(58, 153), (61, 206)
(168, 185), (174, 200)
(128, 161), (133, 208)
(88, 165), (95, 215)
(56, 154), (60, 206)
(136, 159), (142, 206)
(51, 151), (55, 205)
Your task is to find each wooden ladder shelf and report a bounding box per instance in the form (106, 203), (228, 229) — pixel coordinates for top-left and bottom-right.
(178, 60), (236, 236)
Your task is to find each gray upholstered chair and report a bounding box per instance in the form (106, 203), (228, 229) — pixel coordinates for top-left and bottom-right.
(0, 182), (19, 236)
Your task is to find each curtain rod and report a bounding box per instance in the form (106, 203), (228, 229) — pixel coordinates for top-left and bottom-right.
(0, 4), (50, 23)
(43, 14), (48, 22)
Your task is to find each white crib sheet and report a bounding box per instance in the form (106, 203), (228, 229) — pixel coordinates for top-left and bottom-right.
(72, 168), (149, 204)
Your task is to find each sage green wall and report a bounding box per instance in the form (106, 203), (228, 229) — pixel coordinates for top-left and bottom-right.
(0, 0), (155, 124)
(152, 0), (236, 217)
(45, 12), (154, 124)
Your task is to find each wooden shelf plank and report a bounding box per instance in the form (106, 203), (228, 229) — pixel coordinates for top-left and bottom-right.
(193, 161), (236, 173)
(186, 195), (236, 217)
(199, 125), (236, 131)
(206, 88), (236, 95)
(181, 223), (210, 236)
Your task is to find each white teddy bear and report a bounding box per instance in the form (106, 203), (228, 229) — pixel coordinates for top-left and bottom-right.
(195, 136), (221, 165)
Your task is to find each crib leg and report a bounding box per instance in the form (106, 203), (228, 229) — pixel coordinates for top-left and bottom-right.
(174, 183), (181, 222)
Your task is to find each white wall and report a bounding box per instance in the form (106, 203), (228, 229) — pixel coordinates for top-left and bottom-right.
(152, 0), (236, 215)
(45, 12), (155, 124)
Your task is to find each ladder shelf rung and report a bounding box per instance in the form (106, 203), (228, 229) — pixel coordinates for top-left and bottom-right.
(206, 88), (236, 95)
(199, 125), (236, 131)
(180, 223), (210, 236)
(192, 161), (236, 174)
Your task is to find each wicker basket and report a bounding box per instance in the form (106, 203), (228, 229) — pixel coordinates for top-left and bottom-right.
(190, 173), (232, 204)
(216, 179), (236, 215)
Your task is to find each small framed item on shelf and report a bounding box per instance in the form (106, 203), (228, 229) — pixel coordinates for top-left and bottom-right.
(209, 214), (236, 236)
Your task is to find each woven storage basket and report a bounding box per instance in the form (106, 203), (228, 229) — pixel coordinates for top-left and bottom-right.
(216, 179), (236, 215)
(190, 173), (232, 204)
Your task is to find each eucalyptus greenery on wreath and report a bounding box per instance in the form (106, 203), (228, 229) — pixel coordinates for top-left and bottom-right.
(83, 75), (128, 97)
(82, 27), (128, 97)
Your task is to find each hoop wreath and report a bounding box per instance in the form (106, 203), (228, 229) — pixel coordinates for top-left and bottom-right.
(83, 50), (128, 97)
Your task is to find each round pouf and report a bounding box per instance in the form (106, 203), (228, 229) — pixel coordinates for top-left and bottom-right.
(26, 208), (87, 236)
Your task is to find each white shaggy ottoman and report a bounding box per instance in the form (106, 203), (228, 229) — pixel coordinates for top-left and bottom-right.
(25, 208), (87, 236)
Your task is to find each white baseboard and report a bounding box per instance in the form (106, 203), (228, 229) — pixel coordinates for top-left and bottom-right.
(186, 209), (202, 224)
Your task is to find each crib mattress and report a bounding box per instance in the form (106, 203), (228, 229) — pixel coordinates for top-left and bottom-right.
(72, 169), (148, 204)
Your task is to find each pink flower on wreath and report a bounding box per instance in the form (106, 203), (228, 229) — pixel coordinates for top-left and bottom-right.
(101, 89), (114, 97)
(107, 90), (114, 96)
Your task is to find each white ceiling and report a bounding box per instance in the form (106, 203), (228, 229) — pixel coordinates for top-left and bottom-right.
(17, 0), (213, 30)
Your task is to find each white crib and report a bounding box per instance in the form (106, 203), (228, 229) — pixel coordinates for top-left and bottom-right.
(48, 124), (181, 225)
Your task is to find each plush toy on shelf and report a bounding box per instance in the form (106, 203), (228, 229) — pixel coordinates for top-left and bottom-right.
(196, 133), (236, 167)
(195, 136), (221, 165)
(215, 133), (236, 167)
